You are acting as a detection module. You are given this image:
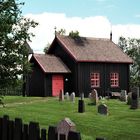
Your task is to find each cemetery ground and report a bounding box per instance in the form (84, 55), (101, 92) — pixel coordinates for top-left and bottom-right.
(0, 96), (140, 140)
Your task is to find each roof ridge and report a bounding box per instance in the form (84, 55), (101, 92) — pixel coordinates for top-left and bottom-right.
(86, 37), (110, 41)
(56, 34), (110, 41)
(53, 34), (133, 63)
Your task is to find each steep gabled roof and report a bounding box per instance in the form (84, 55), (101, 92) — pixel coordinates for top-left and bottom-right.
(48, 34), (133, 64)
(32, 54), (71, 73)
(24, 41), (33, 54)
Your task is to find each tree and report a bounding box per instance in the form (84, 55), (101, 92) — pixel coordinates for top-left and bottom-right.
(43, 28), (80, 54)
(56, 28), (66, 35)
(0, 0), (38, 89)
(69, 30), (79, 38)
(54, 27), (79, 37)
(118, 36), (127, 51)
(44, 43), (50, 54)
(118, 37), (140, 88)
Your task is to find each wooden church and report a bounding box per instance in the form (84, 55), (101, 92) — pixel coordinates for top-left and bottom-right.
(26, 33), (133, 97)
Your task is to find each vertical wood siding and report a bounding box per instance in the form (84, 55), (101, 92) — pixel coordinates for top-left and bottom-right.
(48, 42), (78, 95)
(77, 62), (130, 97)
(48, 41), (130, 97)
(44, 74), (52, 96)
(28, 60), (45, 96)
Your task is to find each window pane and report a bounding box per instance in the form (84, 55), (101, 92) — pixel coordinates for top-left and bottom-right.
(90, 73), (100, 88)
(110, 72), (119, 87)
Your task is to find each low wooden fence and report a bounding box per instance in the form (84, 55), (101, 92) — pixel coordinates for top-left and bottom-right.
(0, 88), (22, 96)
(0, 115), (46, 140)
(0, 115), (106, 140)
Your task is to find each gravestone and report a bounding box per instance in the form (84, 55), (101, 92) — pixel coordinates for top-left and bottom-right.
(127, 92), (132, 105)
(80, 93), (84, 100)
(57, 118), (76, 140)
(59, 90), (64, 101)
(88, 93), (91, 99)
(78, 100), (85, 113)
(70, 92), (75, 102)
(78, 93), (85, 113)
(65, 92), (69, 100)
(89, 89), (99, 105)
(130, 87), (140, 109)
(99, 96), (103, 100)
(120, 90), (127, 102)
(98, 104), (108, 115)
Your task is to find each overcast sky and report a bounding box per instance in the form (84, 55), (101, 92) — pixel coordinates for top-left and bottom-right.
(22, 0), (140, 53)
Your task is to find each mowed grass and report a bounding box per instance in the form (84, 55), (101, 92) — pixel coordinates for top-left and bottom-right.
(0, 96), (140, 140)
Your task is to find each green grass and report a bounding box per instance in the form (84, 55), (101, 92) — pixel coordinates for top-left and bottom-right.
(0, 96), (140, 140)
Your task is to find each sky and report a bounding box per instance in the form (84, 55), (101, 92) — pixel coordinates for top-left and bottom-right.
(21, 0), (140, 53)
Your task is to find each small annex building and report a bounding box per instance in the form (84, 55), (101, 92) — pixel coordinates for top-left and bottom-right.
(26, 34), (133, 97)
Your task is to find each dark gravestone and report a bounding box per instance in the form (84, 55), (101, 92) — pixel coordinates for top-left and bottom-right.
(48, 126), (57, 140)
(78, 100), (85, 113)
(68, 131), (81, 140)
(130, 87), (139, 109)
(98, 104), (108, 115)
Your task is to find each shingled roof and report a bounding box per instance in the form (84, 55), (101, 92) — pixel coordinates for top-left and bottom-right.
(32, 54), (71, 73)
(49, 34), (133, 63)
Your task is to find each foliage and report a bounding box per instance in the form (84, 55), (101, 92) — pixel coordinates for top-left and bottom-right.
(43, 28), (80, 54)
(55, 28), (66, 35)
(0, 96), (140, 140)
(0, 0), (38, 89)
(69, 30), (79, 38)
(118, 36), (128, 51)
(118, 37), (140, 88)
(0, 95), (4, 107)
(54, 27), (79, 37)
(43, 43), (50, 54)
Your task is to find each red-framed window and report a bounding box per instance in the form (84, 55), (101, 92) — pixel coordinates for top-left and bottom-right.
(90, 72), (100, 88)
(110, 73), (119, 87)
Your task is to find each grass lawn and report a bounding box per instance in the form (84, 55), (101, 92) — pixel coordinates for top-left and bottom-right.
(0, 96), (140, 140)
